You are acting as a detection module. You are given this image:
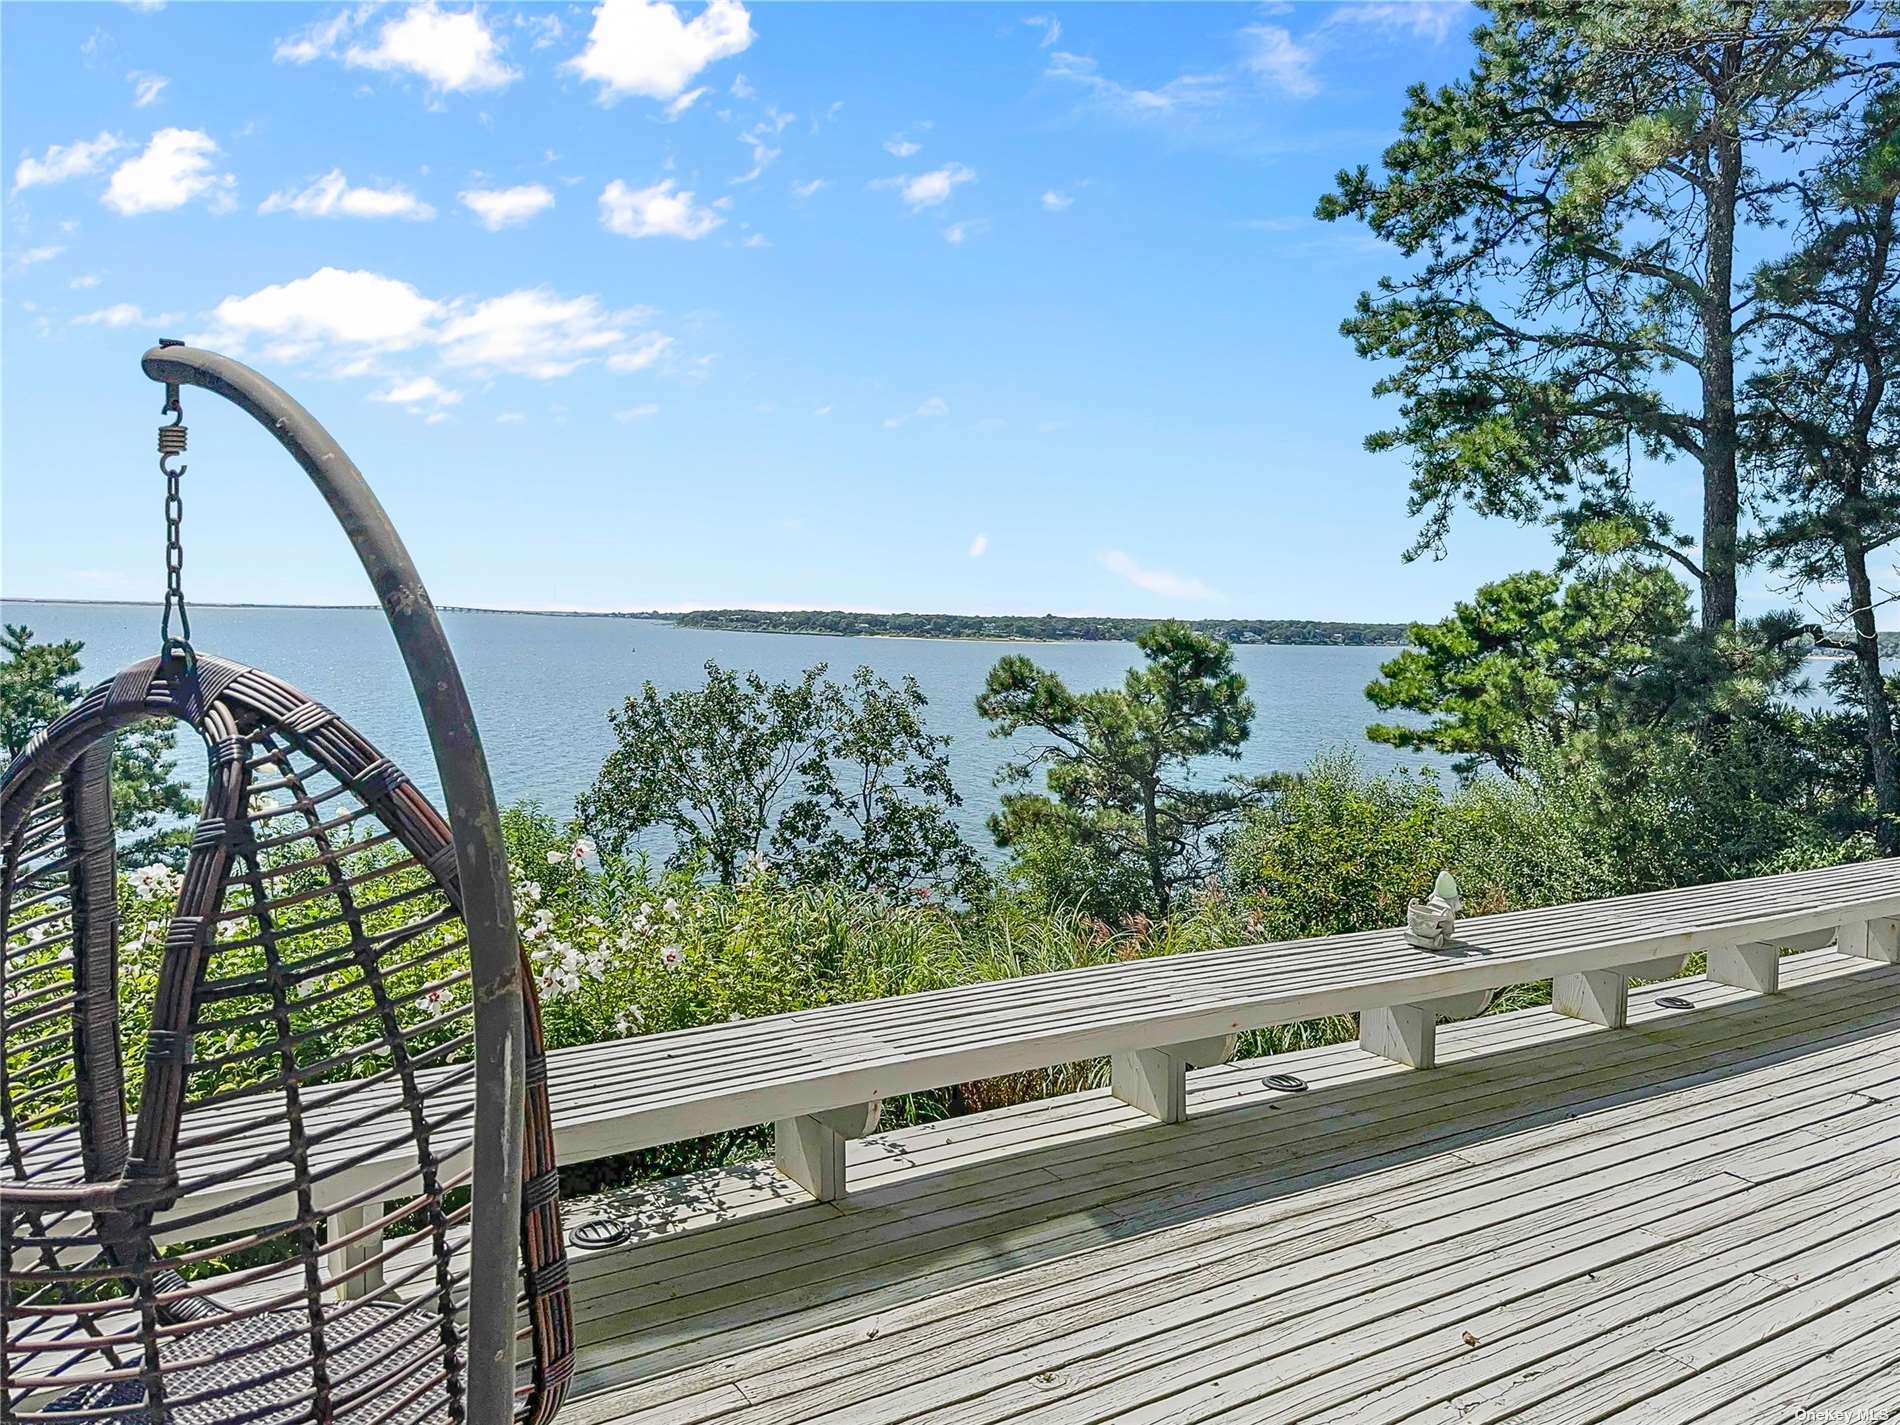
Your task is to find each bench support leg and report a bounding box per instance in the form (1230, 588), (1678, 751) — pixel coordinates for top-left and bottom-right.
(1553, 969), (1628, 1028)
(1111, 1035), (1237, 1125)
(1708, 941), (1779, 993)
(1839, 917), (1900, 964)
(774, 1101), (880, 1202)
(1360, 1004), (1435, 1070)
(328, 1202), (384, 1302)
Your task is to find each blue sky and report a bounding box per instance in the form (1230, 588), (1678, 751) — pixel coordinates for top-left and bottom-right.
(2, 0), (1716, 621)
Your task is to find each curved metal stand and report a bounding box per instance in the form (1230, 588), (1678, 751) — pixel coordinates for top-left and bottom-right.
(140, 343), (525, 1421)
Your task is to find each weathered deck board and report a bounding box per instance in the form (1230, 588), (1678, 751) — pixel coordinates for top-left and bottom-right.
(558, 948), (1900, 1424)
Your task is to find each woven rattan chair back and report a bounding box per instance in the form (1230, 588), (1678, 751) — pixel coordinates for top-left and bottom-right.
(2, 653), (571, 1424)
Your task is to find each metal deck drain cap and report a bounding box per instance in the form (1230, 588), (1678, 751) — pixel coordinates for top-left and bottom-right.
(1656, 995), (1696, 1011)
(1262, 1073), (1309, 1093)
(570, 1218), (631, 1250)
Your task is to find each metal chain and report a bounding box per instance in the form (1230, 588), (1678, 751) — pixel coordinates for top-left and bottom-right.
(158, 381), (193, 666)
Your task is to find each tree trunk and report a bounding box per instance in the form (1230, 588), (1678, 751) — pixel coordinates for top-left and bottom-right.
(1141, 778), (1168, 917)
(1699, 86), (1743, 631)
(1844, 537), (1900, 855)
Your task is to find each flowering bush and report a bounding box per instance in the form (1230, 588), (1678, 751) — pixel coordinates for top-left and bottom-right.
(491, 802), (1367, 1176)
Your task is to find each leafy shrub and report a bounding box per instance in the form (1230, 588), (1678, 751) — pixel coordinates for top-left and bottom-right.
(1223, 753), (1617, 939)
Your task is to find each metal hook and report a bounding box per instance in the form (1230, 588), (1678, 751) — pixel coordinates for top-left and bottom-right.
(158, 393), (189, 476)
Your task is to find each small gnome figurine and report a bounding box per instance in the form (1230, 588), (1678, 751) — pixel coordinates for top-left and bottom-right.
(1406, 869), (1462, 949)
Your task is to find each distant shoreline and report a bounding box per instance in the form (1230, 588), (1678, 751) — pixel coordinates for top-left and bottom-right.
(664, 609), (1413, 647)
(2, 598), (1415, 646)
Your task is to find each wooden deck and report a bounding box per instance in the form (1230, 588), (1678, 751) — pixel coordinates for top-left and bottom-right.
(555, 947), (1900, 1425)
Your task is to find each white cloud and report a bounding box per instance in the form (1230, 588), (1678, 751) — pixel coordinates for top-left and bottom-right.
(606, 331), (672, 371)
(664, 85), (708, 119)
(1046, 51), (1224, 118)
(599, 178), (722, 238)
(11, 245), (65, 270)
(202, 268), (672, 385)
(460, 183), (555, 230)
(876, 162), (974, 211)
(73, 303), (150, 327)
(1099, 550), (1223, 602)
(374, 375), (461, 406)
(356, 3), (516, 90)
(70, 272), (103, 289)
(273, 9), (352, 64)
(13, 132), (124, 193)
(813, 403), (832, 416)
(732, 106), (792, 184)
(884, 395), (948, 428)
(1041, 189), (1073, 212)
(567, 0), (753, 104)
(1324, 1), (1466, 44)
(791, 177), (826, 199)
(968, 533), (989, 558)
(277, 3), (517, 94)
(130, 72), (168, 106)
(1239, 24), (1320, 98)
(1024, 14), (1060, 47)
(517, 10), (564, 50)
(742, 232), (770, 248)
(103, 129), (234, 214)
(260, 169), (435, 221)
(207, 268), (443, 358)
(615, 402), (660, 421)
(439, 289), (659, 379)
(943, 220), (983, 244)
(730, 72), (755, 99)
(884, 134), (920, 158)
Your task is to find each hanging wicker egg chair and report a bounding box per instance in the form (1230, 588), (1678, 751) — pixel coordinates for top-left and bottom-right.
(2, 345), (572, 1424)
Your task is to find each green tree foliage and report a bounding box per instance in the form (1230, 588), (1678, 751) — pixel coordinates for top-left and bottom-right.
(1227, 736), (1864, 954)
(0, 623), (83, 756)
(578, 660), (975, 892)
(975, 621), (1259, 918)
(1, 624), (193, 863)
(774, 666), (980, 895)
(1542, 709), (1871, 889)
(1225, 756), (1620, 939)
(1318, 2), (1890, 629)
(1743, 83), (1900, 849)
(1365, 565), (1691, 776)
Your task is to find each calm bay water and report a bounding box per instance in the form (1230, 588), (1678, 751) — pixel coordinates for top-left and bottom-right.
(5, 599), (1435, 849)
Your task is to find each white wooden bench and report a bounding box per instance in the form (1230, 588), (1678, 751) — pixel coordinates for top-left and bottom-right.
(542, 858), (1900, 1196)
(72, 859), (1900, 1283)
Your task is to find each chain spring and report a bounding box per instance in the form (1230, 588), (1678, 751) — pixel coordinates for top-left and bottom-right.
(159, 383), (193, 667)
